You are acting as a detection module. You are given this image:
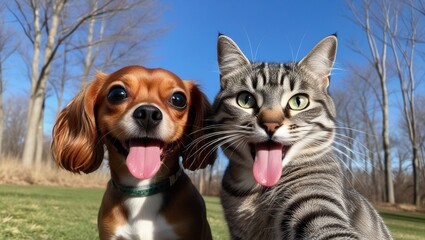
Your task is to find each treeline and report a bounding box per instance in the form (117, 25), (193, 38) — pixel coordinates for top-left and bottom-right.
(0, 0), (424, 207)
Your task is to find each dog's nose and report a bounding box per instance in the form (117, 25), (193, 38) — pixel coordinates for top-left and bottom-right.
(133, 105), (163, 128)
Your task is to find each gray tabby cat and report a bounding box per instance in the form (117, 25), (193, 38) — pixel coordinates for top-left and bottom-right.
(211, 34), (392, 239)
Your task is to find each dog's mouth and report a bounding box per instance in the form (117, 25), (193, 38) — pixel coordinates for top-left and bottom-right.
(112, 138), (165, 180)
(250, 141), (290, 187)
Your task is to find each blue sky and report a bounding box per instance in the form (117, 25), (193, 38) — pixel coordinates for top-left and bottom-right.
(144, 0), (361, 101)
(3, 0), (424, 173)
(142, 0), (371, 168)
(6, 0), (366, 134)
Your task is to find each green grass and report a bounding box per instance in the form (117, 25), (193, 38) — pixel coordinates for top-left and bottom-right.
(0, 185), (229, 240)
(204, 196), (229, 239)
(0, 185), (102, 239)
(379, 210), (425, 240)
(1, 184), (424, 239)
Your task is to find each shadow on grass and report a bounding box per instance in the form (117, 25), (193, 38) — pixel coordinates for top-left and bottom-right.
(380, 211), (425, 224)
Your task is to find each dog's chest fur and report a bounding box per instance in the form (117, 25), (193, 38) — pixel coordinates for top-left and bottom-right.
(112, 194), (178, 240)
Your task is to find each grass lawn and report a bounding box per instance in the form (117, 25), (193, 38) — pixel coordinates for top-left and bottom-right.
(0, 185), (229, 240)
(0, 185), (102, 239)
(379, 210), (425, 240)
(1, 184), (424, 239)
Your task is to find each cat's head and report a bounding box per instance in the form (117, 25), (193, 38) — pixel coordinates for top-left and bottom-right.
(213, 34), (337, 187)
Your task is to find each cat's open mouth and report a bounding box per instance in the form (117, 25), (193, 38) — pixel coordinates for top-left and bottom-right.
(250, 141), (290, 187)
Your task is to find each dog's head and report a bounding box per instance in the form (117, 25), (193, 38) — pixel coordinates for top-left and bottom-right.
(51, 66), (216, 179)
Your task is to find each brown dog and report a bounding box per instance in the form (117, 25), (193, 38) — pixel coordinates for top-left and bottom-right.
(51, 66), (215, 239)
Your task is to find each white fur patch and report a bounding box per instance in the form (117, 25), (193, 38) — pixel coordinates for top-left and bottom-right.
(112, 195), (178, 240)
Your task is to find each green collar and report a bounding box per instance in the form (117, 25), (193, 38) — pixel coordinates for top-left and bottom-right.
(111, 168), (183, 197)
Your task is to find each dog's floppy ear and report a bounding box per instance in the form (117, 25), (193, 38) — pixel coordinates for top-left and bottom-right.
(182, 82), (217, 170)
(51, 72), (107, 173)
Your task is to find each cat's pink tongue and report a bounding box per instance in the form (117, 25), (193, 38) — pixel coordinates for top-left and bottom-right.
(253, 142), (283, 187)
(126, 140), (161, 179)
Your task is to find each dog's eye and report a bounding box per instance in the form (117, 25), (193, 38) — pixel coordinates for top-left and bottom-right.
(169, 92), (187, 109)
(108, 86), (127, 103)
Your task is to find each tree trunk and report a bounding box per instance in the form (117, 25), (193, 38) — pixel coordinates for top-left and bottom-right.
(376, 143), (384, 202)
(81, 0), (97, 87)
(35, 100), (44, 166)
(387, 7), (419, 206)
(22, 1), (65, 166)
(361, 96), (376, 201)
(22, 1), (41, 165)
(382, 95), (395, 204)
(199, 170), (206, 195)
(22, 88), (45, 166)
(363, 3), (395, 204)
(380, 46), (394, 203)
(407, 21), (420, 207)
(412, 148), (420, 206)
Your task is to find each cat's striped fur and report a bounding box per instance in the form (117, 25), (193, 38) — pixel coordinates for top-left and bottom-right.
(212, 34), (392, 239)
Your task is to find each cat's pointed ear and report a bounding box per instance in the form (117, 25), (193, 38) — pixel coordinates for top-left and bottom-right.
(298, 35), (337, 88)
(217, 34), (250, 87)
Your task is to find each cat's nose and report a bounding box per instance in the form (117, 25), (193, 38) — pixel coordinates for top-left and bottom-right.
(258, 107), (284, 136)
(260, 121), (281, 136)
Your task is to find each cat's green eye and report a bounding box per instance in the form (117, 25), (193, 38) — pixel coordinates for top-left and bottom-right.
(237, 92), (256, 109)
(288, 94), (309, 110)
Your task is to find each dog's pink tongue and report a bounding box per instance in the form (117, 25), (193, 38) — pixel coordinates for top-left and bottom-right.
(253, 142), (283, 187)
(126, 140), (161, 179)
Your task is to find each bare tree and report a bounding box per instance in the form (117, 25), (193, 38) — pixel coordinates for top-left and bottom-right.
(333, 88), (357, 185)
(50, 0), (161, 117)
(347, 0), (395, 204)
(2, 96), (27, 157)
(10, 0), (161, 166)
(0, 6), (19, 157)
(12, 0), (64, 166)
(351, 64), (386, 202)
(417, 95), (425, 205)
(385, 0), (423, 206)
(77, 0), (162, 88)
(80, 0), (98, 87)
(333, 63), (387, 202)
(358, 78), (385, 202)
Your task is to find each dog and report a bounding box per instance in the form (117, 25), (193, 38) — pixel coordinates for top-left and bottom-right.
(51, 65), (216, 239)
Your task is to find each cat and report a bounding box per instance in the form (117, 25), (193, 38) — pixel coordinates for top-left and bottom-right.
(211, 34), (392, 239)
